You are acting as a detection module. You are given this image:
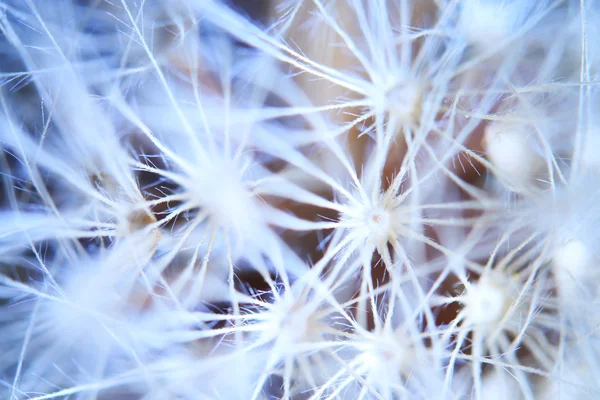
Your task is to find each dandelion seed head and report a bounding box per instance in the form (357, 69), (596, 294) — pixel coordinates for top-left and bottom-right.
(189, 155), (258, 233)
(462, 275), (512, 328)
(353, 329), (416, 387)
(483, 120), (543, 191)
(47, 266), (127, 347)
(1, 0), (598, 398)
(458, 0), (522, 50)
(384, 80), (422, 125)
(552, 239), (597, 304)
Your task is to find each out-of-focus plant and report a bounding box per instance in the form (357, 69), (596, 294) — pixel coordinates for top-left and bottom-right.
(0, 0), (599, 399)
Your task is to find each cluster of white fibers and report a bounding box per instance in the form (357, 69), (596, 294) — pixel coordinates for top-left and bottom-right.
(0, 0), (599, 399)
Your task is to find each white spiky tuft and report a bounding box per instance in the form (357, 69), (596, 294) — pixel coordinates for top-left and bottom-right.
(1, 0), (599, 399)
